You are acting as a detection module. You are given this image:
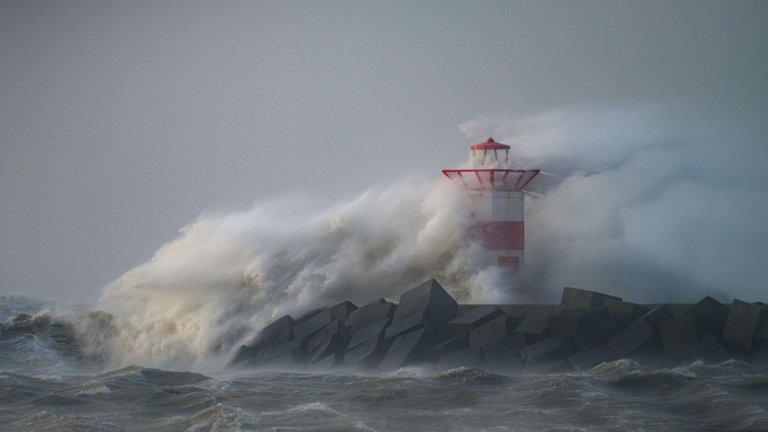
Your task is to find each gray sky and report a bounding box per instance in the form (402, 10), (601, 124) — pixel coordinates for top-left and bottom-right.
(1, 0), (767, 302)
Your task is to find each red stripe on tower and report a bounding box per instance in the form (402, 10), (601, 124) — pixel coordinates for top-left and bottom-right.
(469, 221), (524, 250)
(497, 256), (520, 273)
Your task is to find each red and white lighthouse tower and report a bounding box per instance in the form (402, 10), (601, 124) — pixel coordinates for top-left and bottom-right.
(442, 138), (539, 276)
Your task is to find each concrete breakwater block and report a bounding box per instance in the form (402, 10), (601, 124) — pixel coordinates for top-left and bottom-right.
(482, 334), (526, 372)
(753, 346), (768, 365)
(329, 301), (358, 323)
(600, 305), (672, 360)
(548, 307), (609, 338)
(294, 309), (333, 341)
(640, 305), (674, 332)
(514, 306), (561, 336)
(470, 314), (521, 348)
(574, 321), (620, 349)
(385, 279), (458, 340)
(311, 353), (338, 370)
(259, 315), (296, 344)
(694, 334), (729, 364)
(449, 306), (504, 334)
(343, 319), (391, 368)
(346, 319), (389, 351)
(659, 312), (698, 360)
(343, 339), (384, 368)
(755, 322), (768, 350)
(520, 336), (564, 360)
(230, 346), (260, 367)
(561, 287), (621, 311)
(258, 339), (303, 366)
(379, 326), (438, 371)
(687, 296), (728, 338)
(605, 299), (650, 329)
(231, 315), (296, 365)
(722, 299), (768, 351)
(304, 320), (347, 364)
(344, 301), (395, 333)
(608, 318), (656, 357)
(384, 312), (425, 341)
(421, 333), (470, 361)
(520, 336), (567, 372)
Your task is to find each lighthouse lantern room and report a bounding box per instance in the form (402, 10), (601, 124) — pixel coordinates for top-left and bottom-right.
(442, 138), (539, 275)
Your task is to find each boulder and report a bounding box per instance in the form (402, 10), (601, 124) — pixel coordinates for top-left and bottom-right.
(560, 287), (621, 311)
(385, 279), (458, 340)
(722, 299), (768, 351)
(448, 306), (504, 335)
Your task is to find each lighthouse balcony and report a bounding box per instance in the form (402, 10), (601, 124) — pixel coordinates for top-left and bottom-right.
(442, 169), (540, 192)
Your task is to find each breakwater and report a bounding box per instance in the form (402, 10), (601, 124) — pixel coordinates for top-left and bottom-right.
(231, 279), (768, 372)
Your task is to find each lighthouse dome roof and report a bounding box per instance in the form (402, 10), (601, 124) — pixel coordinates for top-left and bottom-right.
(470, 137), (511, 150)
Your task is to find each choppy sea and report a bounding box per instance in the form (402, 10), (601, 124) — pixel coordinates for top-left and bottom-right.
(2, 296), (767, 432)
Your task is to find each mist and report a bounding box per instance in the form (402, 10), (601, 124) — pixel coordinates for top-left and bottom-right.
(96, 178), (510, 369)
(1, 1), (767, 369)
(463, 106), (768, 303)
(1, 1), (766, 302)
(75, 104), (765, 370)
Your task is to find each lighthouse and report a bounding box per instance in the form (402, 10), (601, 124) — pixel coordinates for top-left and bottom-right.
(442, 138), (539, 276)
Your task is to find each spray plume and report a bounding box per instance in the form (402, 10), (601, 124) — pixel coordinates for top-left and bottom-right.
(95, 179), (509, 369)
(462, 105), (768, 304)
(83, 105), (767, 370)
